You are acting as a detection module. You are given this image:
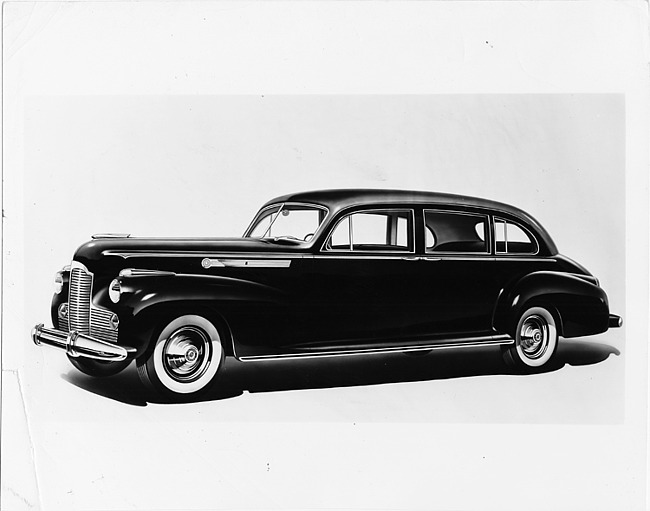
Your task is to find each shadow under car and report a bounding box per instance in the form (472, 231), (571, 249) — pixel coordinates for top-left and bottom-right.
(61, 338), (621, 406)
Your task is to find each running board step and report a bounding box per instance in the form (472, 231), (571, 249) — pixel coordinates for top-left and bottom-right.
(239, 335), (514, 361)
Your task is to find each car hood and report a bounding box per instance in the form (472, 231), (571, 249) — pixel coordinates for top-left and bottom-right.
(72, 236), (303, 272)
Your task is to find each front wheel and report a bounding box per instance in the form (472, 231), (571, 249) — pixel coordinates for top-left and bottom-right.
(137, 314), (224, 397)
(502, 306), (558, 370)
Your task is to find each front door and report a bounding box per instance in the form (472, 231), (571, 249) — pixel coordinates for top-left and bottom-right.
(295, 206), (422, 352)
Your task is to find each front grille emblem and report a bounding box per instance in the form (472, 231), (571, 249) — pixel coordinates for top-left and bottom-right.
(109, 314), (120, 330)
(58, 302), (69, 319)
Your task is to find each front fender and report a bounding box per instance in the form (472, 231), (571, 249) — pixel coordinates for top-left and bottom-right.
(117, 273), (283, 316)
(493, 271), (609, 338)
(100, 273), (285, 357)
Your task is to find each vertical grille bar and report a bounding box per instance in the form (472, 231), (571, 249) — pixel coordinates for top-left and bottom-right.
(68, 266), (92, 335)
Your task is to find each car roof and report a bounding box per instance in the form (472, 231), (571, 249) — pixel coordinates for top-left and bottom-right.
(263, 188), (558, 254)
(267, 188), (520, 213)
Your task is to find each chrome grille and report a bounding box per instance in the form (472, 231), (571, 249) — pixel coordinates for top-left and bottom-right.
(69, 266), (92, 335)
(67, 262), (119, 343)
(90, 308), (118, 343)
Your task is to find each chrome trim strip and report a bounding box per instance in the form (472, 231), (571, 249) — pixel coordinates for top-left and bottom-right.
(309, 255), (554, 262)
(70, 260), (90, 272)
(107, 251), (555, 263)
(238, 335), (513, 361)
(119, 268), (176, 277)
(201, 258), (292, 269)
(106, 251), (304, 259)
(313, 255), (417, 260)
(348, 214), (353, 250)
(491, 257), (555, 263)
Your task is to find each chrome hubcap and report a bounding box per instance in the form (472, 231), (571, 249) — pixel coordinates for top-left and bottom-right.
(163, 326), (212, 382)
(519, 315), (549, 359)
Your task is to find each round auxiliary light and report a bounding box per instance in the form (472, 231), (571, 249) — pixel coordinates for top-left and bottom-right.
(109, 279), (122, 304)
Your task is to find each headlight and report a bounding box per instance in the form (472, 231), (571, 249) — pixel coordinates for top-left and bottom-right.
(109, 279), (122, 303)
(53, 271), (64, 294)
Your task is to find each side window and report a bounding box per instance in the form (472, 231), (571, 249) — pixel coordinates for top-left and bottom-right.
(495, 218), (537, 254)
(326, 210), (413, 252)
(424, 211), (488, 253)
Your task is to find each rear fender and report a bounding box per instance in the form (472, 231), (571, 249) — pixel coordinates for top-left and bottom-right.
(493, 271), (609, 337)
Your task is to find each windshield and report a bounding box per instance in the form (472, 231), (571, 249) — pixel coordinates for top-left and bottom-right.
(245, 203), (327, 242)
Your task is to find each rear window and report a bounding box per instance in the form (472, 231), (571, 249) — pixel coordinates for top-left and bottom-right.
(495, 218), (537, 254)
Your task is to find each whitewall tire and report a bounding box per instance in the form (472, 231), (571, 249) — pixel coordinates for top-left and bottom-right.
(137, 314), (224, 397)
(502, 306), (558, 370)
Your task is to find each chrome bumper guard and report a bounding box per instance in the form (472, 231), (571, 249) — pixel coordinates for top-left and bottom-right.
(608, 314), (623, 328)
(31, 324), (135, 362)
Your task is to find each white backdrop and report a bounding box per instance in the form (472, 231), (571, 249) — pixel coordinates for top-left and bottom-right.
(22, 94), (625, 313)
(3, 2), (648, 511)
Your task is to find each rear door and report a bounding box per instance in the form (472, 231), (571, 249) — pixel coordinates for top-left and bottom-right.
(406, 208), (502, 338)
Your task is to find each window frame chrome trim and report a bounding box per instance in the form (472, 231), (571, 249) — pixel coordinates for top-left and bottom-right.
(320, 207), (417, 255)
(243, 201), (330, 240)
(493, 215), (540, 256)
(422, 209), (492, 256)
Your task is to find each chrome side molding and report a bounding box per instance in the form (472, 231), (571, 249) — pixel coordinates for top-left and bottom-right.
(119, 268), (176, 278)
(201, 258), (292, 269)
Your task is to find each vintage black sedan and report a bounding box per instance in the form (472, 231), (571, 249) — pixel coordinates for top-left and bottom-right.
(32, 189), (622, 397)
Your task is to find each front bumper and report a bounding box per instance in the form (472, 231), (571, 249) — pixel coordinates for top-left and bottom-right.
(32, 324), (135, 362)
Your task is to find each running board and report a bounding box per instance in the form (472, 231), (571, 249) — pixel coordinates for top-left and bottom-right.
(238, 335), (513, 362)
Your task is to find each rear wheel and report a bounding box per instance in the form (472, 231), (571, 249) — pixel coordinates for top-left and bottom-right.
(137, 314), (224, 397)
(68, 357), (130, 377)
(502, 306), (558, 370)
